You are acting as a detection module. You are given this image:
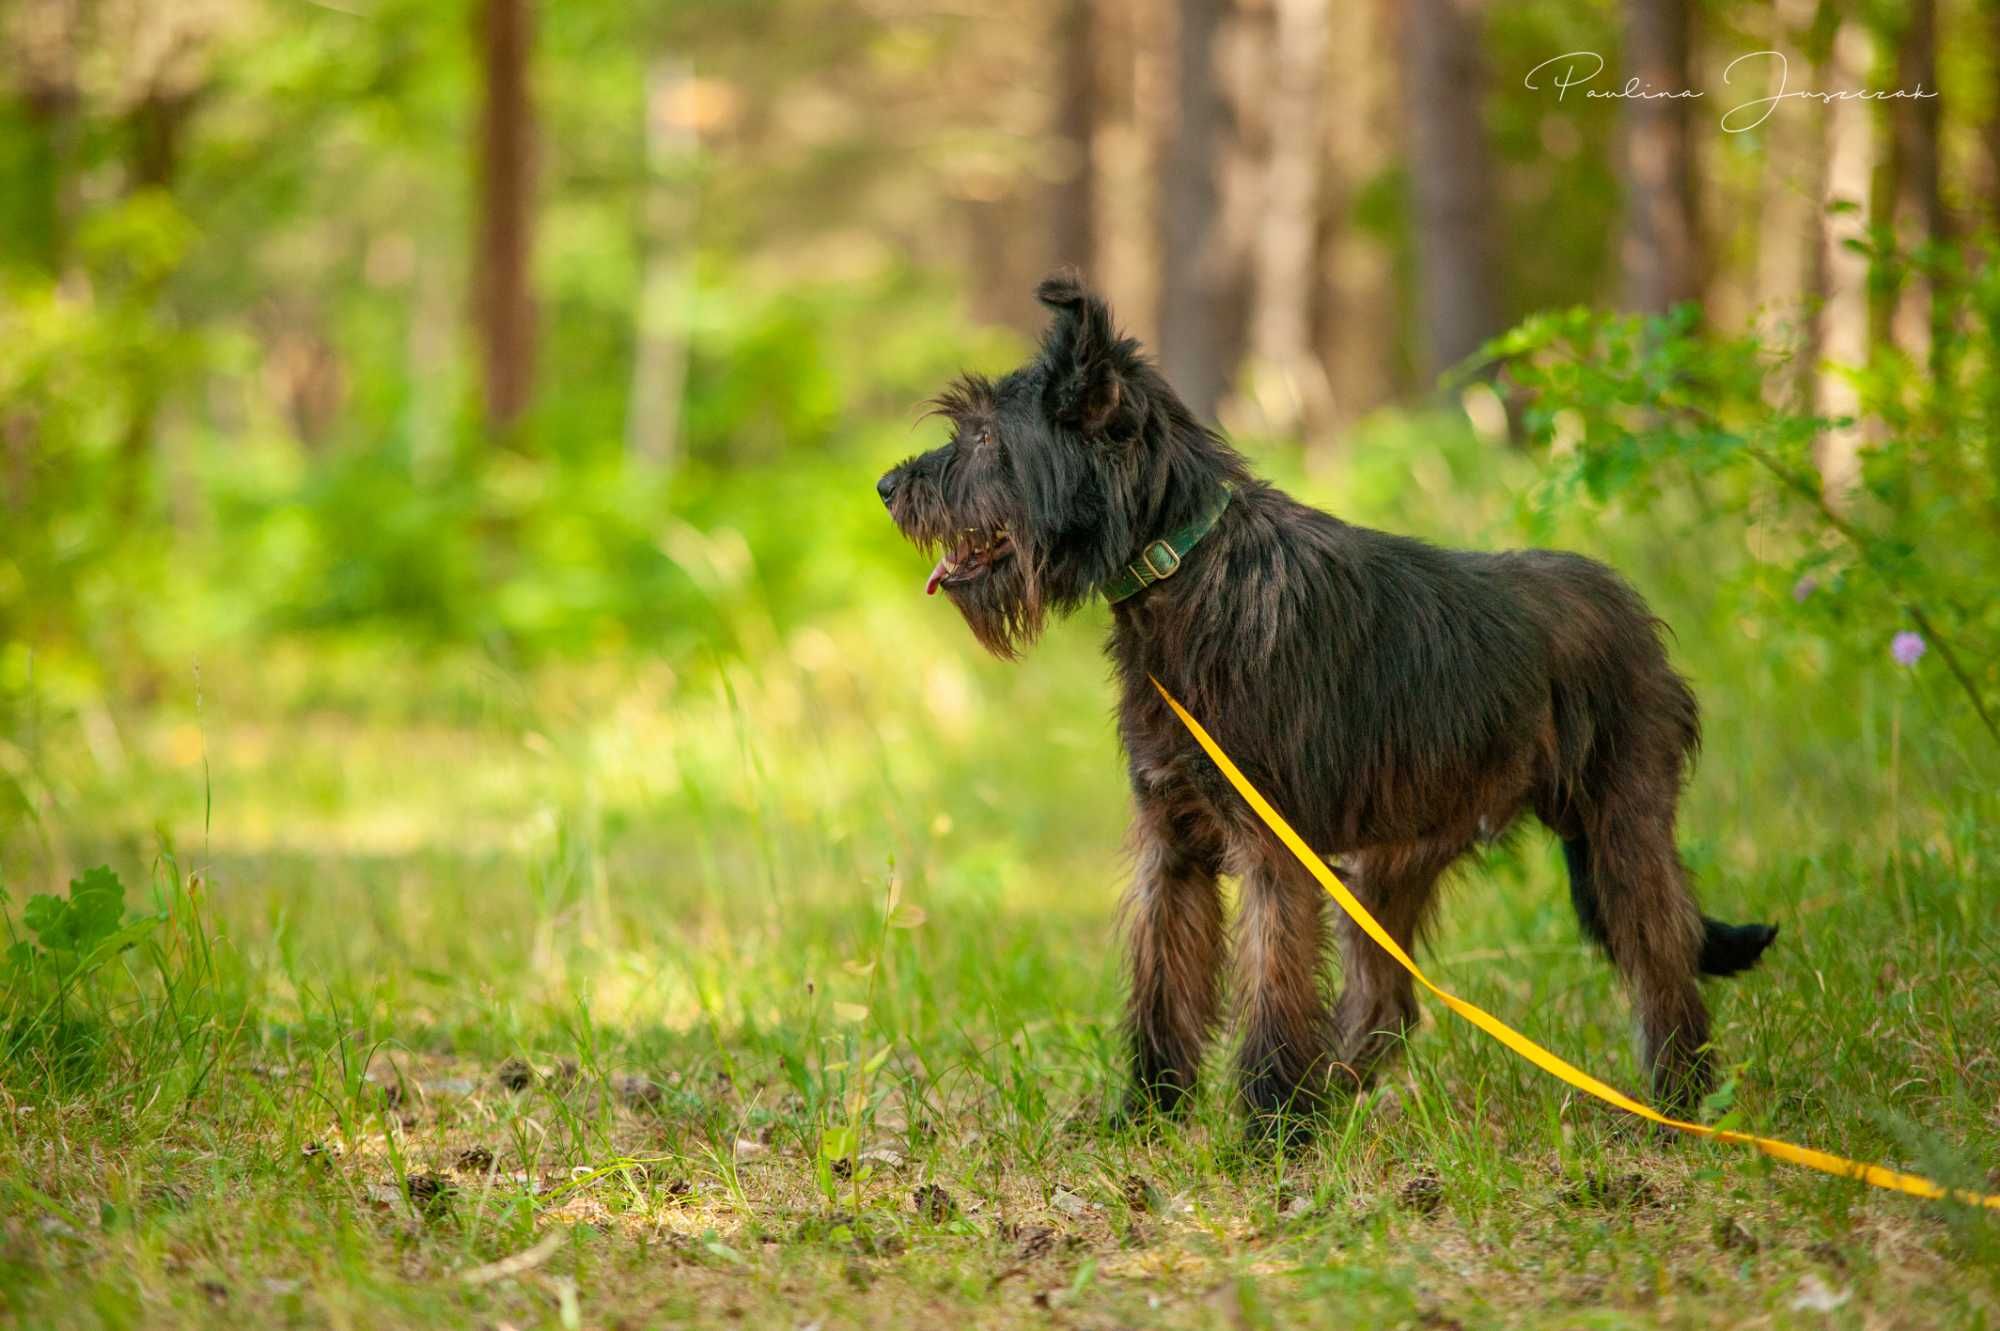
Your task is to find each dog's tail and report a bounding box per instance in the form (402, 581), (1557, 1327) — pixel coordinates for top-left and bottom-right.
(1696, 917), (1780, 977)
(1561, 834), (1778, 978)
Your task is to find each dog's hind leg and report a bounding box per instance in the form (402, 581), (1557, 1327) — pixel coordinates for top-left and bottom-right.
(1231, 844), (1337, 1134)
(1122, 799), (1227, 1117)
(1570, 794), (1715, 1113)
(1332, 839), (1457, 1090)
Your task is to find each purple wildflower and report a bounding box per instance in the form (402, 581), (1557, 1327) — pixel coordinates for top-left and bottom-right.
(1891, 631), (1926, 667)
(1791, 575), (1818, 604)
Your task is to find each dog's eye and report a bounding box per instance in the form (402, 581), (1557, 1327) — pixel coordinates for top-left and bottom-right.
(979, 428), (995, 448)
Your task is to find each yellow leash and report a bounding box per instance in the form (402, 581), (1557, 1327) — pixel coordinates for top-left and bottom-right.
(1150, 677), (2000, 1208)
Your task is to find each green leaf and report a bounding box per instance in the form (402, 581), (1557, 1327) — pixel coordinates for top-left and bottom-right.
(75, 917), (162, 968)
(66, 867), (127, 952)
(22, 895), (72, 951)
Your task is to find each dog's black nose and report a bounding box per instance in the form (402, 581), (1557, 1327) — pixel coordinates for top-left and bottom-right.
(877, 473), (899, 506)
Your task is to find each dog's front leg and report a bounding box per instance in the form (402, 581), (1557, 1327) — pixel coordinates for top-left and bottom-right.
(1231, 844), (1335, 1137)
(1121, 800), (1226, 1117)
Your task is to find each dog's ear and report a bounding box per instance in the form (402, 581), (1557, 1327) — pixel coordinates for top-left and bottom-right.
(1036, 271), (1128, 439)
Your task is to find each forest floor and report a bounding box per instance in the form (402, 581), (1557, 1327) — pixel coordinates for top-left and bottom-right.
(2, 633), (1996, 1331)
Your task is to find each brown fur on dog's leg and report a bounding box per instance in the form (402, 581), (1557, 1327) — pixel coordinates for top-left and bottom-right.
(1577, 794), (1714, 1113)
(1232, 848), (1334, 1137)
(1122, 801), (1226, 1117)
(1333, 839), (1456, 1087)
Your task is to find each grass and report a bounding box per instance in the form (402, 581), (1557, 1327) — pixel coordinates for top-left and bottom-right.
(2, 426), (1997, 1328)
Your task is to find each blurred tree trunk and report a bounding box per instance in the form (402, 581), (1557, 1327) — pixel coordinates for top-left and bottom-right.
(1319, 0), (1401, 431)
(627, 57), (695, 470)
(1050, 0), (1097, 274)
(8, 0), (84, 276)
(1752, 0), (1822, 408)
(1618, 0), (1699, 313)
(1096, 0), (1166, 343)
(117, 85), (195, 519)
(1244, 0), (1333, 441)
(1987, 1), (2000, 222)
(1158, 0), (1232, 424)
(474, 0), (537, 434)
(129, 90), (194, 191)
(1404, 0), (1499, 385)
(1888, 0), (1942, 369)
(2, 28), (71, 511)
(1814, 15), (1874, 504)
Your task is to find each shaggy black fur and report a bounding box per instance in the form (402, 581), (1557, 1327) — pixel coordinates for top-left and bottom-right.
(878, 272), (1777, 1131)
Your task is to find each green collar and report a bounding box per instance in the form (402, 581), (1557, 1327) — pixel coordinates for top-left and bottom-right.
(1101, 482), (1234, 604)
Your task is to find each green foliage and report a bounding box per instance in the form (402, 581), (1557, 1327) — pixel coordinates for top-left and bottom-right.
(0, 194), (213, 668)
(4, 865), (153, 1085)
(1481, 243), (2000, 750)
(14, 866), (153, 970)
(2, 861), (243, 1102)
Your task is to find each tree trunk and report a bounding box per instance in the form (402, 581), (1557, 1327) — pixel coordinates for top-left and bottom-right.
(1320, 0), (1402, 430)
(1157, 0), (1232, 424)
(1244, 0), (1333, 441)
(1986, 0), (2000, 223)
(10, 0), (84, 276)
(1752, 0), (1822, 408)
(474, 0), (537, 434)
(116, 88), (197, 521)
(1814, 16), (1874, 504)
(1050, 0), (1098, 275)
(1984, 0), (2000, 225)
(1404, 0), (1499, 384)
(1619, 0), (1699, 313)
(1087, 0), (1160, 342)
(627, 57), (696, 469)
(1888, 0), (1942, 369)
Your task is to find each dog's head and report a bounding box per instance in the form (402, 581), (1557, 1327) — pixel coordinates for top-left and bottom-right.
(877, 272), (1235, 657)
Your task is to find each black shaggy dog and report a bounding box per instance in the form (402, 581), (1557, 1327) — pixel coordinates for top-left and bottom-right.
(877, 273), (1777, 1131)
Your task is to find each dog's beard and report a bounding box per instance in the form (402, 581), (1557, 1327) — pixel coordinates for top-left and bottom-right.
(894, 517), (1046, 660)
(886, 475), (1054, 658)
(937, 556), (1045, 659)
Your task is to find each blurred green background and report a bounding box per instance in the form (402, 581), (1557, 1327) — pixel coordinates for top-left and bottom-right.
(0, 0), (1994, 975)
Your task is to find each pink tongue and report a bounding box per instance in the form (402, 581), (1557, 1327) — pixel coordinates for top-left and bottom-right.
(924, 554), (950, 596)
